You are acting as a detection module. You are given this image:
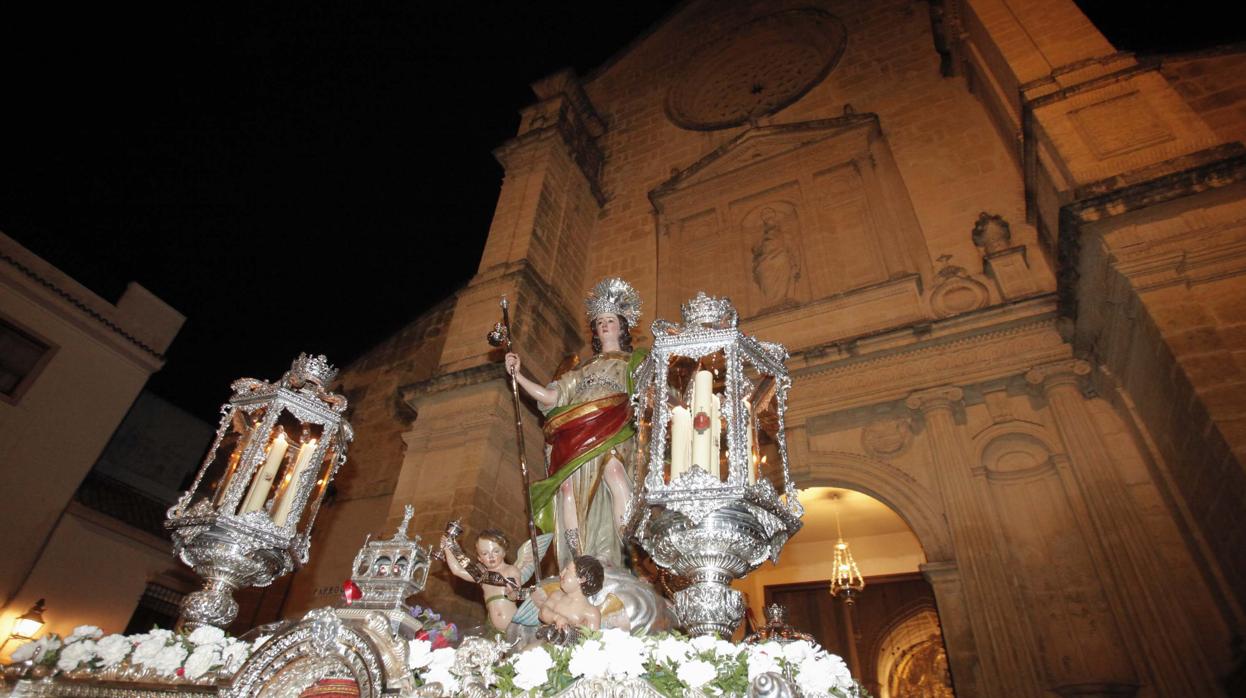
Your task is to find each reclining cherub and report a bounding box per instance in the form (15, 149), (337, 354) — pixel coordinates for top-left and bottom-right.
(539, 555), (605, 630)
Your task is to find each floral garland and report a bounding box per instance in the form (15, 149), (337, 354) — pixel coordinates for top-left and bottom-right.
(408, 629), (866, 697)
(3, 625), (262, 684)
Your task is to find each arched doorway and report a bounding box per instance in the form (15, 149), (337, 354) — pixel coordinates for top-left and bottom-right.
(735, 484), (959, 697)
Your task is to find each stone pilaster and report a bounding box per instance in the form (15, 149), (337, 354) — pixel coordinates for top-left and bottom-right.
(905, 387), (1043, 698)
(920, 561), (982, 698)
(1025, 359), (1221, 696)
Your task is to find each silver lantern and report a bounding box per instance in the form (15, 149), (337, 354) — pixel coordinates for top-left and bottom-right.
(166, 354), (353, 630)
(629, 293), (803, 637)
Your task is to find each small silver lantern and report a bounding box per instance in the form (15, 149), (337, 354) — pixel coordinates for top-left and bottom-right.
(629, 293), (803, 637)
(166, 354), (353, 630)
(345, 505), (430, 611)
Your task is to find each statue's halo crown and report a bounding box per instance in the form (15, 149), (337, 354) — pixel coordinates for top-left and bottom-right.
(585, 277), (642, 328)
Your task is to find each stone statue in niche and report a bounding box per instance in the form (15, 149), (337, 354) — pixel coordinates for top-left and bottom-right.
(747, 204), (801, 312)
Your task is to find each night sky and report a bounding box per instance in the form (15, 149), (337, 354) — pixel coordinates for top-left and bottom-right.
(2, 1), (1242, 423)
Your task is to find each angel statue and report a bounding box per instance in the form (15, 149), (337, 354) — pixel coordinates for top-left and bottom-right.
(439, 525), (553, 633)
(505, 277), (647, 569)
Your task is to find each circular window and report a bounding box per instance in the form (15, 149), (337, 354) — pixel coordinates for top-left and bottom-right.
(666, 9), (847, 131)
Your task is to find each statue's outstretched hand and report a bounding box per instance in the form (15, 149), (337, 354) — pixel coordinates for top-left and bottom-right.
(505, 352), (521, 376)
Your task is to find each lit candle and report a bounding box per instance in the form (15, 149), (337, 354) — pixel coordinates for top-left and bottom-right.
(691, 370), (714, 476)
(272, 439), (319, 526)
(669, 406), (692, 480)
(239, 432), (288, 513)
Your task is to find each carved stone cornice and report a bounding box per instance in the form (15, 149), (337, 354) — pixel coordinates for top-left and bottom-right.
(1056, 143), (1246, 319)
(905, 386), (965, 414)
(396, 362), (505, 415)
(1025, 359), (1091, 393)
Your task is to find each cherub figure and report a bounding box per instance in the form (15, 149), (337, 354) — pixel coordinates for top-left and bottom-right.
(538, 555), (605, 631)
(442, 528), (550, 632)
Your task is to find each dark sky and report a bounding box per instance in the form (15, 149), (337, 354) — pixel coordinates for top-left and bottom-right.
(1, 1), (1242, 423)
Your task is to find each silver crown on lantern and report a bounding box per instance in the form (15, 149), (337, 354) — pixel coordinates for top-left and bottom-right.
(680, 291), (738, 329)
(585, 277), (642, 328)
(283, 353), (339, 389)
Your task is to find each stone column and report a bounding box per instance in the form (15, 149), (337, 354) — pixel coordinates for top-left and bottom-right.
(905, 387), (1043, 698)
(1026, 360), (1221, 696)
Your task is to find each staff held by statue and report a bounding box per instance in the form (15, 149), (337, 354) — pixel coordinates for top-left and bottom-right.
(487, 296), (544, 585)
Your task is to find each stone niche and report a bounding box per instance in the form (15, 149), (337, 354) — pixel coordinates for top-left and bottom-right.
(650, 115), (933, 351)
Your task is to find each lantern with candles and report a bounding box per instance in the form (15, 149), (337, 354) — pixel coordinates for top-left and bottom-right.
(629, 293), (802, 637)
(166, 354), (353, 630)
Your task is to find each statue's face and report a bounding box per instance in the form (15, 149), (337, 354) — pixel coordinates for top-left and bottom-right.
(594, 314), (620, 345)
(475, 538), (505, 571)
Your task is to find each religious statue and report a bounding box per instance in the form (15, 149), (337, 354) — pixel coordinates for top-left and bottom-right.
(538, 555), (606, 633)
(504, 277), (646, 568)
(751, 206), (800, 310)
(440, 528), (521, 632)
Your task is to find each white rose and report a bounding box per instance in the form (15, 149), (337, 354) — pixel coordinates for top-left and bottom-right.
(407, 639), (433, 670)
(96, 635), (132, 667)
(183, 646), (221, 680)
(66, 626), (103, 644)
(187, 626), (226, 647)
(151, 644), (188, 676)
(132, 635), (170, 666)
(56, 639), (97, 672)
(422, 657), (459, 694)
(34, 635), (62, 661)
(676, 658), (717, 689)
(653, 636), (692, 665)
(599, 629), (647, 678)
(689, 635), (718, 655)
(746, 646), (782, 682)
(714, 639), (740, 659)
(796, 653), (854, 697)
(220, 640), (250, 674)
(567, 639), (609, 679)
(818, 652), (854, 690)
(10, 641), (38, 663)
(781, 639), (817, 664)
(511, 646), (554, 691)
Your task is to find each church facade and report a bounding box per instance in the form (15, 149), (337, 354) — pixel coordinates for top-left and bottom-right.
(276, 1), (1246, 695)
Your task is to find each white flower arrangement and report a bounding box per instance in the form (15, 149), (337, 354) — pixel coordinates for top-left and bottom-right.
(409, 629), (866, 697)
(2, 625), (254, 685)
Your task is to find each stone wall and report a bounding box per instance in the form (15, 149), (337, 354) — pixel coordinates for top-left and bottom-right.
(275, 1), (1246, 694)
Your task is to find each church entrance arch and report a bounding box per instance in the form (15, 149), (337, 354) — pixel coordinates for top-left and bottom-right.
(781, 453), (977, 698)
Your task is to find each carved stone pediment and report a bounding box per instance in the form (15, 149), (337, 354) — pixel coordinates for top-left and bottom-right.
(652, 115), (880, 204)
(648, 115), (934, 349)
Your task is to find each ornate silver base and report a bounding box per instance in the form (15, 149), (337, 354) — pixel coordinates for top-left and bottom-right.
(166, 515), (295, 631)
(674, 573), (745, 637)
(179, 578), (242, 631)
(639, 496), (797, 637)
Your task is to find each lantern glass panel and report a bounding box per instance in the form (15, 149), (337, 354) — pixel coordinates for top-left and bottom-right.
(264, 411), (326, 525)
(199, 407), (265, 506)
(292, 445), (338, 533)
(743, 361), (780, 486)
(664, 349), (729, 482)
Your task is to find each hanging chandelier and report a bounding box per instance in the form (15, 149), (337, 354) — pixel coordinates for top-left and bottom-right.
(829, 493), (866, 604)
